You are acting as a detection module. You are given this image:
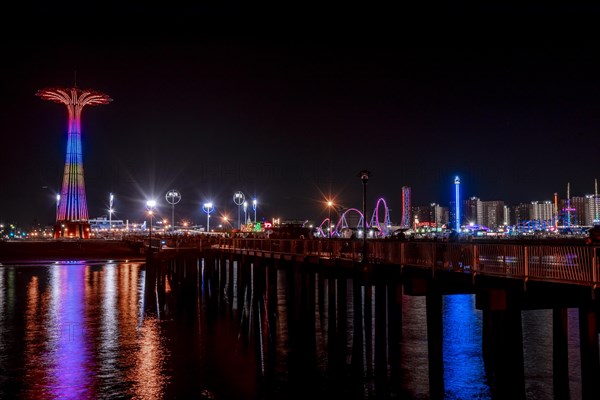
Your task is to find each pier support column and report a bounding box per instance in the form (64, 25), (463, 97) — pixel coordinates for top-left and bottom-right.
(493, 304), (525, 399)
(579, 304), (600, 400)
(375, 281), (388, 388)
(388, 282), (403, 393)
(364, 285), (373, 376)
(144, 254), (158, 314)
(482, 309), (493, 377)
(327, 274), (341, 377)
(329, 277), (349, 376)
(553, 307), (570, 400)
(351, 274), (365, 379)
(266, 256), (277, 330)
(426, 290), (444, 400)
(477, 288), (525, 399)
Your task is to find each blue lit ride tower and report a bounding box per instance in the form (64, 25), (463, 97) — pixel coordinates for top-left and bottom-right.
(37, 87), (112, 239)
(454, 176), (461, 231)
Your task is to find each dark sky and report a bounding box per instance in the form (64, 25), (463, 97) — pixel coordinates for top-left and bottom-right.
(2, 5), (600, 227)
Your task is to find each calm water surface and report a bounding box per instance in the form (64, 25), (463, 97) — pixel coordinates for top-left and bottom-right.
(0, 261), (585, 399)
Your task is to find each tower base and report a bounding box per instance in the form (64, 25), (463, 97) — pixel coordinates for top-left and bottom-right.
(54, 221), (91, 239)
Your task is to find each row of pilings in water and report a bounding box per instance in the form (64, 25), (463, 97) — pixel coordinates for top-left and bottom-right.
(142, 248), (600, 400)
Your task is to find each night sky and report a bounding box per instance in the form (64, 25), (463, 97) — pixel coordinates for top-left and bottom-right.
(2, 5), (600, 227)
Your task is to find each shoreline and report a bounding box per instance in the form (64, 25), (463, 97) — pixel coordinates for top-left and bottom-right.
(0, 239), (145, 264)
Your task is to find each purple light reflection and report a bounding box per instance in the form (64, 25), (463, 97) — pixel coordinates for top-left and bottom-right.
(46, 263), (93, 398)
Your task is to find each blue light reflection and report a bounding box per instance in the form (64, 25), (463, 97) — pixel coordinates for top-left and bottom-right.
(443, 294), (491, 399)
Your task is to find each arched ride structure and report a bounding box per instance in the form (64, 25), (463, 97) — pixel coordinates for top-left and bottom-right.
(333, 208), (367, 236)
(369, 197), (392, 237)
(317, 218), (332, 237)
(317, 198), (392, 238)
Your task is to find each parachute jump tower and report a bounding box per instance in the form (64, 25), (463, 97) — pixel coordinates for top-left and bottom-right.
(37, 86), (112, 239)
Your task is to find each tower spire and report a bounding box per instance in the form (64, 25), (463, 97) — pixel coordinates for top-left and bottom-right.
(567, 182), (571, 227)
(595, 179), (599, 224)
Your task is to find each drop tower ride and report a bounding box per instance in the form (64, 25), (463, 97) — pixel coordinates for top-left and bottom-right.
(37, 87), (112, 239)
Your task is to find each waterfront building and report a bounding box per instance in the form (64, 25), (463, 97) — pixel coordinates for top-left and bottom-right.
(89, 216), (126, 231)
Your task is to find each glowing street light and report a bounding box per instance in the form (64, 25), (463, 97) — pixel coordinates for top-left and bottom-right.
(222, 215), (231, 229)
(146, 199), (157, 255)
(243, 201), (248, 225)
(202, 202), (215, 232)
(252, 198), (258, 223)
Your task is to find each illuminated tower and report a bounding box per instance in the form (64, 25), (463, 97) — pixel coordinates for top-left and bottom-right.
(564, 182), (575, 227)
(454, 176), (461, 231)
(401, 186), (412, 229)
(595, 179), (599, 225)
(37, 87), (112, 239)
(553, 192), (559, 228)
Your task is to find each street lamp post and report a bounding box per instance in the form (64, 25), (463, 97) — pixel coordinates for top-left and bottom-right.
(359, 170), (371, 263)
(109, 193), (114, 235)
(252, 198), (257, 223)
(202, 202), (215, 233)
(243, 201), (248, 225)
(233, 191), (245, 229)
(146, 199), (156, 255)
(56, 194), (60, 222)
(165, 189), (181, 233)
(327, 200), (333, 238)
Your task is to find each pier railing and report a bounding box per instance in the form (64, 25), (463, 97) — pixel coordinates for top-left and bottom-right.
(212, 238), (600, 287)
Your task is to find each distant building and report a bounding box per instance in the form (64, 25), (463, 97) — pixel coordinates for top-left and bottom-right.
(514, 201), (554, 230)
(89, 216), (126, 231)
(432, 203), (449, 227)
(412, 203), (449, 228)
(585, 194), (600, 225)
(412, 205), (433, 227)
(503, 205), (511, 226)
(461, 197), (504, 229)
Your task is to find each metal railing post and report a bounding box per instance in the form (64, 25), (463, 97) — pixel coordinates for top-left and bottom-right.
(472, 243), (477, 275)
(523, 245), (529, 284)
(593, 247), (598, 287)
(400, 242), (405, 265)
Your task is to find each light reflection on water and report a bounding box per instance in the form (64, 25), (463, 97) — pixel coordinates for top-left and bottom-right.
(442, 294), (490, 400)
(0, 262), (168, 399)
(0, 261), (587, 399)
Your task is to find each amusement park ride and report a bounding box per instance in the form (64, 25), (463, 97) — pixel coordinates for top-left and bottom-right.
(317, 197), (393, 238)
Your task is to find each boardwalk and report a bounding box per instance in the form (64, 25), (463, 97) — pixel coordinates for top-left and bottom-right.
(147, 236), (600, 400)
(188, 238), (600, 288)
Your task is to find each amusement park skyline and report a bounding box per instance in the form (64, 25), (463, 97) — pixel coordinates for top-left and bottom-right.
(1, 8), (600, 226)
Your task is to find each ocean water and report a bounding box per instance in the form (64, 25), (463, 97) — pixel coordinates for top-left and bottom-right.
(0, 260), (586, 399)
